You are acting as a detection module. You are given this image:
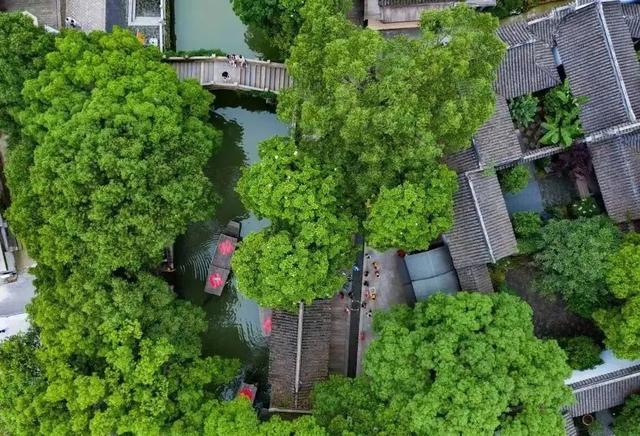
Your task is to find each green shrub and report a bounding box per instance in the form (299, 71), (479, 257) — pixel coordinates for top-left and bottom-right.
(557, 336), (603, 370)
(570, 197), (601, 218)
(536, 216), (621, 317)
(512, 211), (543, 254)
(541, 81), (587, 148)
(498, 164), (530, 193)
(615, 394), (640, 435)
(509, 94), (539, 128)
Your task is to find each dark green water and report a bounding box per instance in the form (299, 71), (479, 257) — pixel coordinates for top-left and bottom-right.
(175, 0), (281, 60)
(173, 0), (288, 387)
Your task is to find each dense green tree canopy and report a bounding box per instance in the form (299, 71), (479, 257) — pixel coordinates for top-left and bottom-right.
(313, 292), (573, 435)
(6, 28), (218, 275)
(280, 3), (504, 207)
(535, 216), (621, 317)
(363, 172), (457, 252)
(232, 0), (347, 59)
(0, 13), (54, 136)
(0, 26), (318, 435)
(235, 2), (505, 307)
(233, 220), (355, 308)
(594, 233), (640, 359)
(236, 136), (343, 226)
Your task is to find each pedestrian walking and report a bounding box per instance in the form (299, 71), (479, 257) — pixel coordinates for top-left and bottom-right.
(373, 261), (380, 270)
(361, 301), (367, 309)
(339, 291), (345, 300)
(367, 310), (372, 318)
(222, 71), (230, 81)
(375, 271), (380, 278)
(353, 264), (360, 272)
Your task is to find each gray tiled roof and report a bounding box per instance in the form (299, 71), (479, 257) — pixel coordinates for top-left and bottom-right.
(269, 301), (331, 410)
(567, 364), (640, 417)
(494, 38), (560, 99)
(556, 1), (640, 134)
(472, 96), (523, 166)
(589, 132), (640, 223)
(563, 411), (578, 436)
(445, 148), (479, 173)
(622, 3), (640, 38)
(445, 171), (517, 269)
(497, 21), (535, 46)
(456, 265), (493, 292)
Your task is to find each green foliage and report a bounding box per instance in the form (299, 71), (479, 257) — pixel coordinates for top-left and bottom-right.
(203, 398), (326, 435)
(489, 0), (527, 19)
(236, 4), (505, 306)
(498, 164), (530, 193)
(615, 394), (640, 436)
(237, 136), (342, 226)
(233, 223), (355, 308)
(509, 94), (539, 128)
(0, 27), (312, 435)
(280, 3), (504, 207)
(0, 13), (54, 136)
(313, 293), (573, 435)
(557, 336), (604, 370)
(569, 197), (601, 218)
(6, 28), (219, 275)
(512, 211), (544, 254)
(363, 168), (457, 252)
(232, 0), (347, 58)
(540, 81), (587, 148)
(535, 216), (621, 317)
(593, 233), (640, 359)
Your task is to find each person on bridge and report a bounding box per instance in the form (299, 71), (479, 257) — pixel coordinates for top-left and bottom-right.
(222, 71), (230, 81)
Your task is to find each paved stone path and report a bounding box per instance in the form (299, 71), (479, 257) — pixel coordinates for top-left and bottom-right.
(356, 247), (411, 375)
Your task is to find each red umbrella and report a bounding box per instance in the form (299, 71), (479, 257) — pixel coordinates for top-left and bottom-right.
(208, 273), (224, 288)
(218, 239), (235, 256)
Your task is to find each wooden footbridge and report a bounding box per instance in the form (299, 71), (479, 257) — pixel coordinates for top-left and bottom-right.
(167, 56), (292, 93)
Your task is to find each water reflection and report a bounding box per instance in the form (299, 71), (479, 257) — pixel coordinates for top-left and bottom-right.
(174, 91), (288, 384)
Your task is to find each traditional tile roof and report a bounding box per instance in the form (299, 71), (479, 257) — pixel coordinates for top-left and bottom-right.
(269, 301), (331, 411)
(621, 3), (640, 38)
(555, 1), (640, 135)
(589, 132), (640, 223)
(456, 265), (493, 292)
(445, 148), (478, 173)
(494, 32), (560, 99)
(567, 364), (640, 417)
(563, 411), (579, 436)
(472, 96), (523, 166)
(444, 171), (517, 270)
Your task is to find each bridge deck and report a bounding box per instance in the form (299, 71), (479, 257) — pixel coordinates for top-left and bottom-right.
(168, 56), (292, 93)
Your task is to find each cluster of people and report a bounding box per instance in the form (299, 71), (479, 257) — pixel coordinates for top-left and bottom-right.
(339, 253), (381, 321)
(226, 53), (247, 68)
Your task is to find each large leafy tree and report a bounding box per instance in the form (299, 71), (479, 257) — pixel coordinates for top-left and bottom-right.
(364, 170), (457, 252)
(6, 28), (219, 275)
(232, 0), (347, 59)
(313, 293), (573, 435)
(233, 220), (355, 309)
(236, 2), (504, 307)
(535, 216), (621, 317)
(0, 13), (54, 136)
(0, 27), (302, 435)
(593, 233), (640, 359)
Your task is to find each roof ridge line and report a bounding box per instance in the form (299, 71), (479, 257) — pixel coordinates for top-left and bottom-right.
(596, 0), (637, 123)
(465, 171), (496, 263)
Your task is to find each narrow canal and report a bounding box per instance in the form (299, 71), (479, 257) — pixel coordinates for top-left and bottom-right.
(172, 0), (288, 390)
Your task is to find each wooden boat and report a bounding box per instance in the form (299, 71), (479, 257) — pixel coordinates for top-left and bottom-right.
(204, 221), (241, 296)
